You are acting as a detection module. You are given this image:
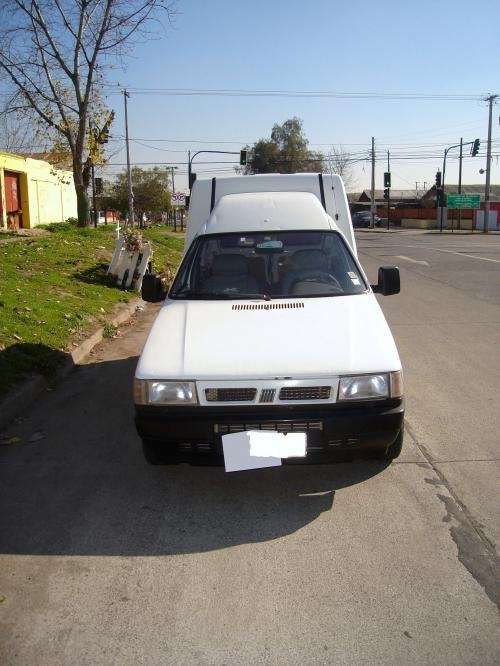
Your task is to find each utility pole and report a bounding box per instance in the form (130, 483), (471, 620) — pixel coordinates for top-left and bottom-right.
(483, 94), (498, 234)
(370, 137), (376, 228)
(89, 121), (97, 228)
(387, 151), (390, 231)
(170, 166), (176, 230)
(458, 138), (463, 230)
(123, 90), (134, 225)
(91, 162), (97, 228)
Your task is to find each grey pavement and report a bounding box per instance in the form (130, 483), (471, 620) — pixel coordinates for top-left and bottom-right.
(0, 231), (499, 664)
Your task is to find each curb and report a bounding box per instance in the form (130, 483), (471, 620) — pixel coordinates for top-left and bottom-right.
(355, 228), (400, 234)
(0, 297), (144, 433)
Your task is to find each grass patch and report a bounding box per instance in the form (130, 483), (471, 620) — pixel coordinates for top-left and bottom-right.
(102, 322), (118, 339)
(0, 224), (184, 397)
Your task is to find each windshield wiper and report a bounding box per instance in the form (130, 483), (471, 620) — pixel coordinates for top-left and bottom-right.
(235, 293), (271, 301)
(173, 290), (233, 299)
(173, 290), (271, 301)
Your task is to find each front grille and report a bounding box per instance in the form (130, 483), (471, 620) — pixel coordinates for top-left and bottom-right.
(259, 388), (276, 403)
(278, 386), (331, 401)
(205, 388), (257, 402)
(215, 421), (323, 435)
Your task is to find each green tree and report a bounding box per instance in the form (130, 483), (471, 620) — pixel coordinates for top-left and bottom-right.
(0, 0), (176, 226)
(243, 118), (324, 174)
(105, 167), (172, 224)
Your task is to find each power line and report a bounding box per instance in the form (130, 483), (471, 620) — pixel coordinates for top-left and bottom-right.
(103, 85), (488, 101)
(110, 134), (498, 150)
(100, 152), (499, 170)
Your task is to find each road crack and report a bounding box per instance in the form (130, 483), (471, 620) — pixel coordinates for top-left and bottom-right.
(404, 419), (500, 611)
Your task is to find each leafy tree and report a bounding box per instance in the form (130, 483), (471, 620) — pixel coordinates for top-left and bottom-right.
(105, 167), (172, 223)
(0, 0), (176, 226)
(243, 118), (324, 174)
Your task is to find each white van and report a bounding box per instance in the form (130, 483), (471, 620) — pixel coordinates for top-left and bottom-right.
(134, 174), (403, 465)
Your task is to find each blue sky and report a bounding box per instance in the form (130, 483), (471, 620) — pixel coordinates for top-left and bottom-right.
(103, 0), (500, 192)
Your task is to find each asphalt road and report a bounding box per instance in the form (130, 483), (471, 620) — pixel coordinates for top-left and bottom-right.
(1, 230), (499, 665)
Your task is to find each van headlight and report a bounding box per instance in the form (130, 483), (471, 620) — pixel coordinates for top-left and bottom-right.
(337, 371), (403, 401)
(134, 379), (198, 405)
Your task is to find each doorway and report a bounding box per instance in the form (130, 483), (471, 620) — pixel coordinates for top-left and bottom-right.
(4, 171), (23, 229)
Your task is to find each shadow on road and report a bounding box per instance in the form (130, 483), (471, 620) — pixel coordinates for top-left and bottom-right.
(0, 342), (68, 397)
(0, 355), (388, 557)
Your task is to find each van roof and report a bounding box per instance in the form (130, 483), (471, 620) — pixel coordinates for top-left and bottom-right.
(204, 191), (334, 235)
(187, 173), (356, 255)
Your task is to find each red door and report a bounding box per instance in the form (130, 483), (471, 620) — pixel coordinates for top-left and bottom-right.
(4, 171), (23, 229)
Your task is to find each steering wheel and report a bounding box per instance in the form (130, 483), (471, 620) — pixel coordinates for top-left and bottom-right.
(283, 270), (343, 295)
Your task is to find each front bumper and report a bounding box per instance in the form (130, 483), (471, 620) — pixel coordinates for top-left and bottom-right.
(135, 398), (404, 464)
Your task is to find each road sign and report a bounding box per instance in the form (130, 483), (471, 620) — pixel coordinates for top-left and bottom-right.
(446, 193), (480, 209)
(172, 191), (186, 206)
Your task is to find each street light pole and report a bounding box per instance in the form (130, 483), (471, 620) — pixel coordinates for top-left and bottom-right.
(188, 149), (241, 191)
(483, 94), (498, 234)
(440, 147), (451, 232)
(123, 89), (134, 225)
(441, 140), (471, 232)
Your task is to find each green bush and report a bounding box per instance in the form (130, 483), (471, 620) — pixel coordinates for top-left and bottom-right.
(39, 222), (74, 232)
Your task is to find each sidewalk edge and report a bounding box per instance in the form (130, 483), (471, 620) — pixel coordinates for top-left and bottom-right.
(0, 297), (144, 432)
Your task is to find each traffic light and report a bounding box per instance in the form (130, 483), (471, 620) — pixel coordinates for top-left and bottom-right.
(383, 188), (389, 200)
(189, 172), (197, 188)
(471, 139), (480, 157)
(384, 172), (391, 188)
(240, 149), (247, 166)
(435, 171), (442, 188)
(95, 177), (103, 195)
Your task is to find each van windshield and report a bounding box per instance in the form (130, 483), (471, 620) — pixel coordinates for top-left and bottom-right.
(169, 231), (367, 300)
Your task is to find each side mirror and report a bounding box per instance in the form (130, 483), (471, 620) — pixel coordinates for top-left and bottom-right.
(372, 266), (400, 296)
(141, 273), (166, 303)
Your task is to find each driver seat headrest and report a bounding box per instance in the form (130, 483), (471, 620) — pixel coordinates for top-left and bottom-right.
(212, 254), (249, 275)
(291, 249), (328, 271)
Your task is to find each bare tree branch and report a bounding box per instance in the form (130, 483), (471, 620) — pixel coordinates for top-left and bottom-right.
(0, 61), (65, 134)
(326, 145), (357, 191)
(13, 0), (75, 81)
(0, 0), (177, 225)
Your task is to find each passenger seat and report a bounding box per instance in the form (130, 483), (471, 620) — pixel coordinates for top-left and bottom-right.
(202, 254), (259, 294)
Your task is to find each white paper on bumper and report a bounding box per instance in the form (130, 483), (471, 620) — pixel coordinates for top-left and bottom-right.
(222, 431), (307, 472)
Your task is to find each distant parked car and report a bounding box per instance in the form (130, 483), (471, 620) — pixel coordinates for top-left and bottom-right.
(352, 211), (381, 228)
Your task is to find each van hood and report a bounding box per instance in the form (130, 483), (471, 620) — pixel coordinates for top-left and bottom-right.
(135, 294), (401, 380)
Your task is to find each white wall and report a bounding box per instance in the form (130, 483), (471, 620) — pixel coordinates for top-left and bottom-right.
(26, 157), (77, 226)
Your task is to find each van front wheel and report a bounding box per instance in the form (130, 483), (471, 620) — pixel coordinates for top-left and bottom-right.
(142, 439), (178, 465)
(378, 429), (403, 462)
